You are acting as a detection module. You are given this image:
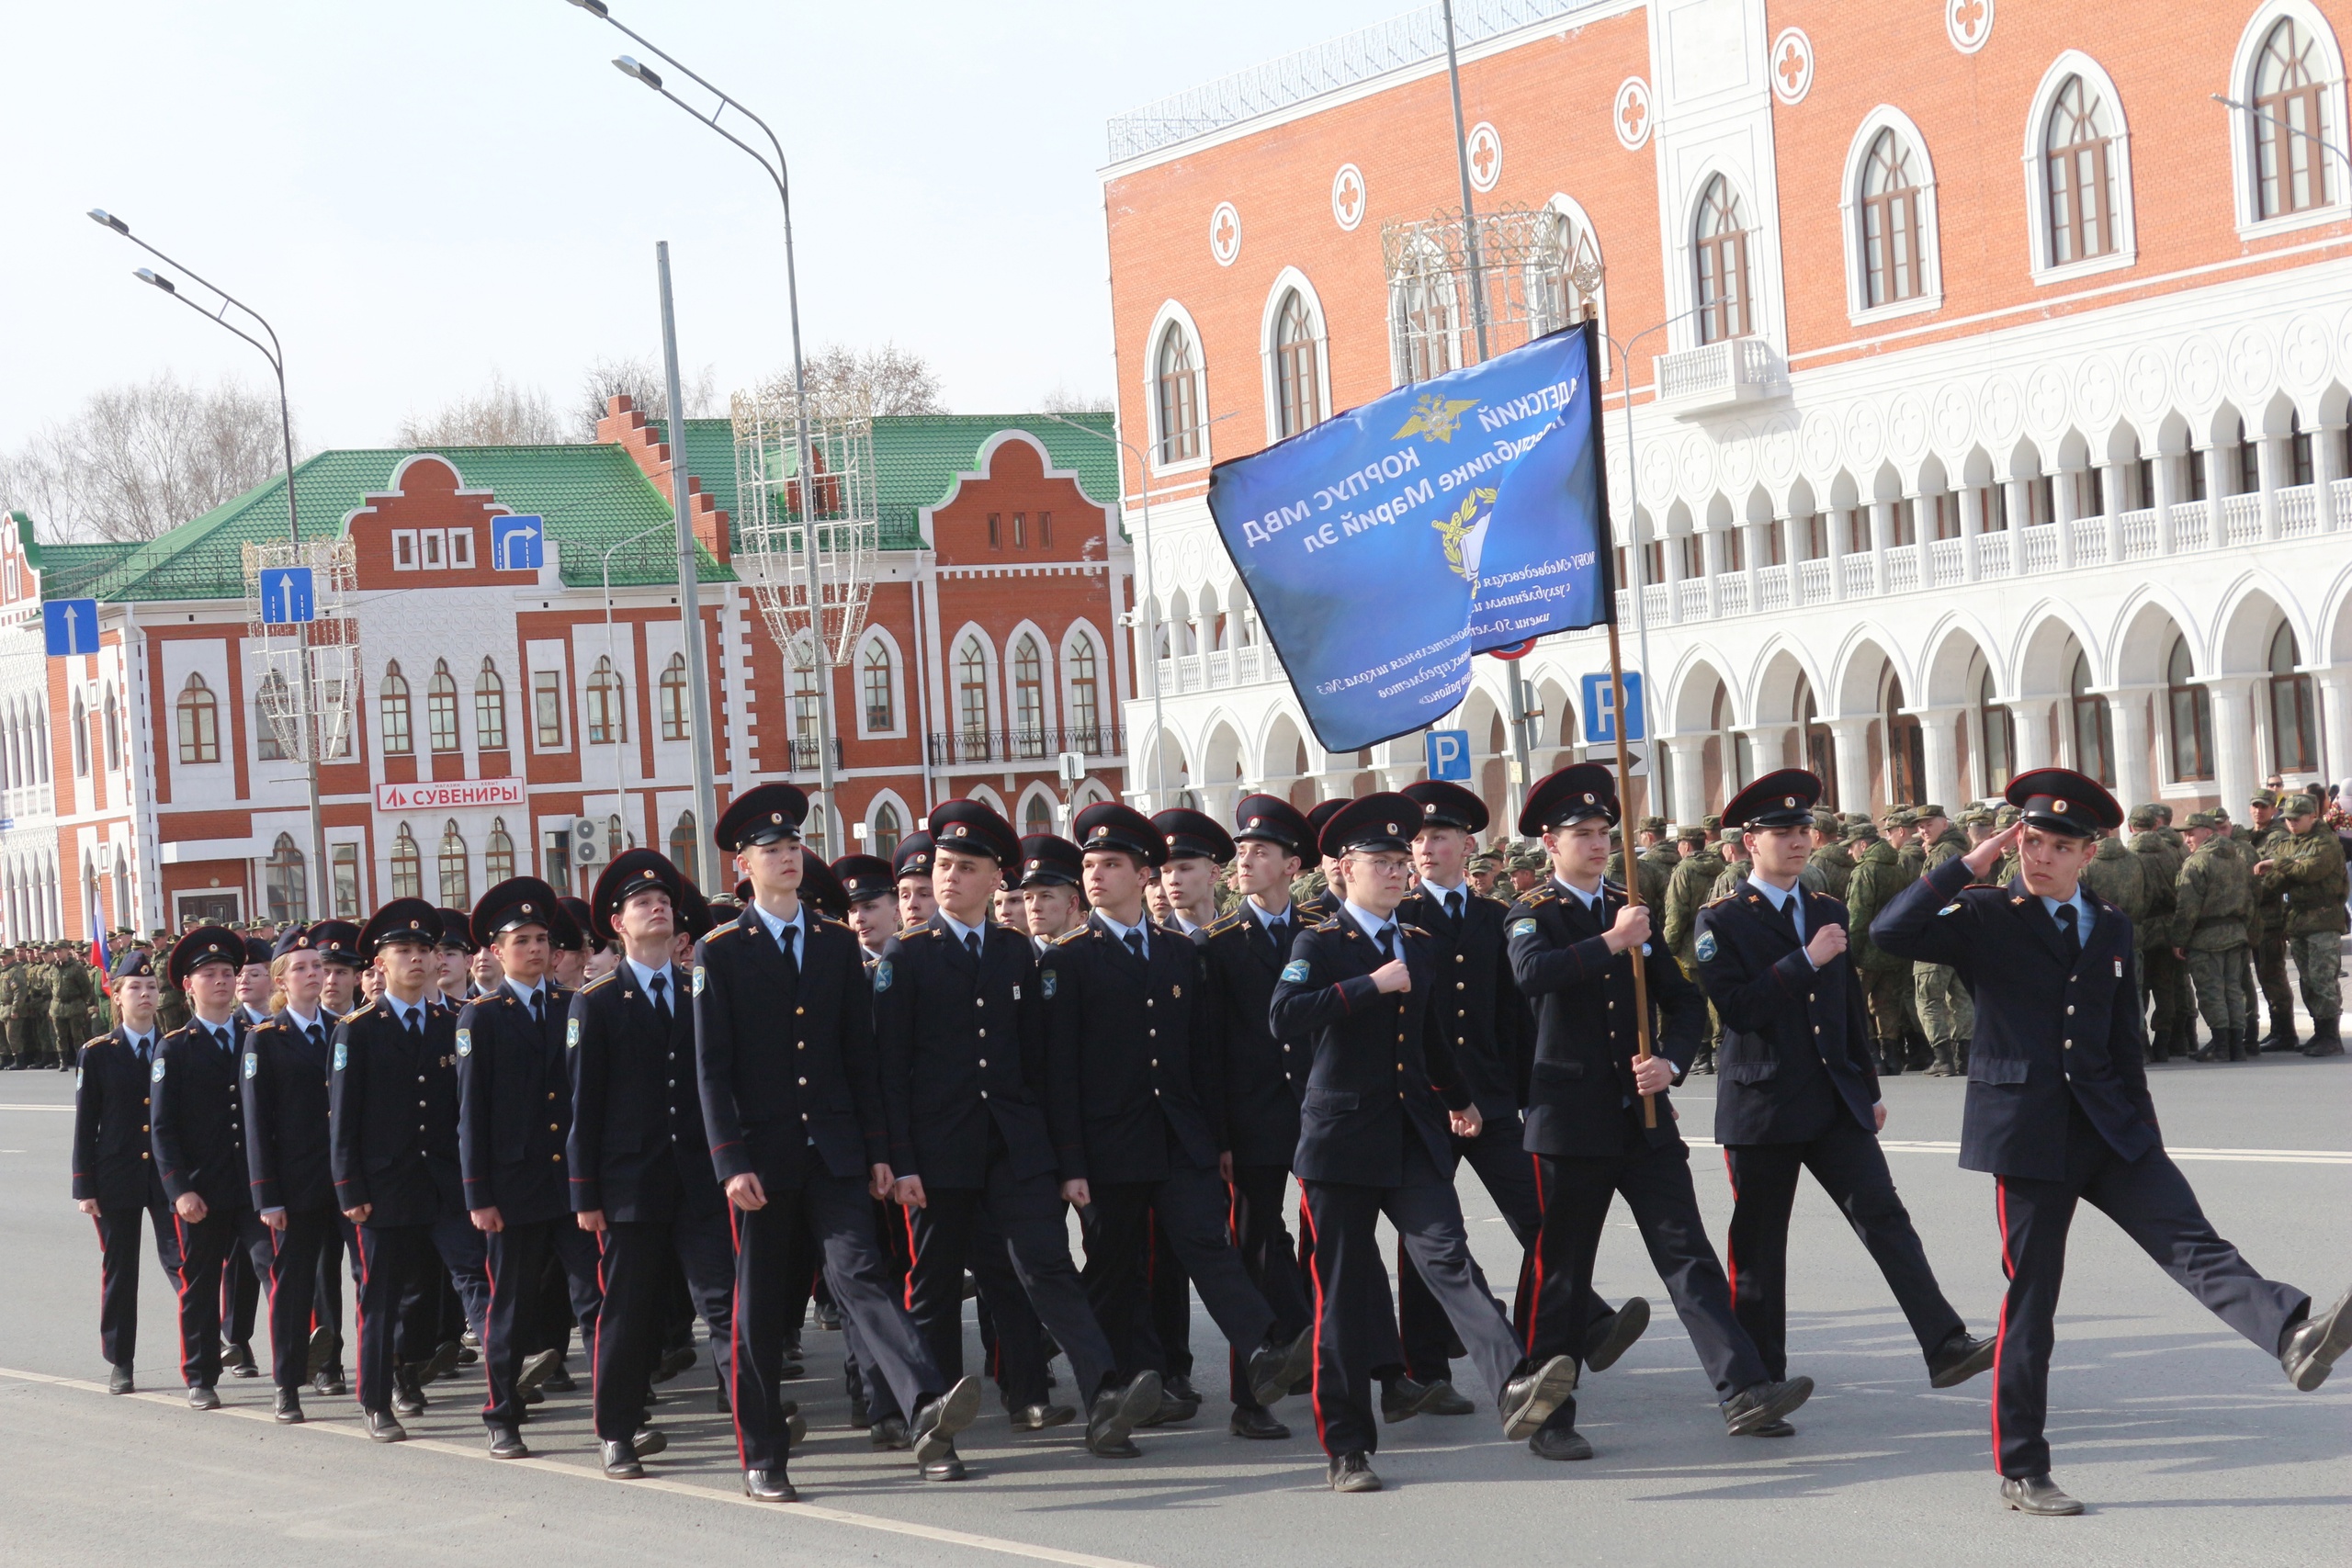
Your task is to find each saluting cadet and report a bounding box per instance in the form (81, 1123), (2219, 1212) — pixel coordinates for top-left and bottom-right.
(567, 851), (737, 1481)
(1873, 767), (2352, 1516)
(1272, 795), (1580, 1493)
(240, 926), (345, 1421)
(456, 878), (602, 1460)
(1393, 780), (1647, 1417)
(1693, 773), (1992, 1417)
(150, 927), (275, 1409)
(697, 785), (981, 1498)
(330, 900), (486, 1441)
(73, 948), (184, 1394)
(1506, 766), (1814, 1461)
(876, 798), (1161, 1459)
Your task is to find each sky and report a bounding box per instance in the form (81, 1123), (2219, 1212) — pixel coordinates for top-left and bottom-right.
(2, 0), (1385, 456)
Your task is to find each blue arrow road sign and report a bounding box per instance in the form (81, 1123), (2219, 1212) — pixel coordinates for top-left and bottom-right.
(1424, 728), (1472, 782)
(1580, 671), (1645, 745)
(43, 598), (101, 657)
(492, 513), (545, 571)
(259, 567), (316, 626)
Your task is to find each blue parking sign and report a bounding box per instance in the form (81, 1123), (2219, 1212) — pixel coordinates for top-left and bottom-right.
(259, 567), (315, 626)
(1424, 728), (1471, 782)
(43, 598), (101, 657)
(1580, 671), (1645, 745)
(492, 514), (545, 571)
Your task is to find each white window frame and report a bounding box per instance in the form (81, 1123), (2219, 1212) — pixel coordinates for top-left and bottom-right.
(391, 530), (419, 571)
(1669, 159), (1779, 354)
(1257, 267), (1333, 444)
(419, 528), (447, 570)
(1001, 620), (1057, 745)
(853, 626), (908, 740)
(1142, 299), (1211, 478)
(2021, 51), (2138, 287)
(527, 640), (570, 754)
(2228, 2), (2351, 239)
(447, 526), (475, 569)
(1839, 106), (1945, 325)
(1543, 193), (1612, 378)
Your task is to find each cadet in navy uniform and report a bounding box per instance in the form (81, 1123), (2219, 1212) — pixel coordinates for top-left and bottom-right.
(240, 925), (345, 1422)
(698, 784), (980, 1499)
(1292, 799), (1351, 924)
(1507, 765), (1813, 1461)
(72, 948), (183, 1395)
(1045, 803), (1310, 1437)
(329, 899), (485, 1441)
(219, 931), (277, 1382)
(1196, 794), (1317, 1438)
(1874, 768), (2352, 1516)
(302, 918), (364, 1394)
(567, 850), (738, 1482)
(1271, 794), (1579, 1493)
(456, 877), (602, 1460)
(876, 797), (1161, 1459)
(150, 926), (274, 1408)
(1694, 771), (1992, 1416)
(1393, 779), (1647, 1416)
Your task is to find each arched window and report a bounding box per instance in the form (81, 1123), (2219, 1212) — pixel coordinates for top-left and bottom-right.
(1977, 667), (2016, 794)
(1694, 175), (1751, 344)
(2166, 637), (2214, 781)
(872, 801), (903, 861)
(437, 818), (469, 906)
(660, 652), (691, 741)
(1860, 130), (1924, 307)
(789, 663), (821, 763)
(1272, 289), (1320, 438)
(426, 659), (460, 752)
(2268, 623), (2318, 772)
(607, 815), (626, 863)
(1012, 635), (1046, 755)
(265, 833), (308, 923)
(1884, 675), (1924, 805)
(71, 690), (89, 778)
(1390, 236), (1461, 385)
(862, 641), (896, 732)
(2045, 76), (2119, 264)
(176, 673), (220, 764)
(584, 655), (626, 745)
(485, 817), (515, 883)
(1024, 794), (1054, 836)
(1155, 325), (1200, 465)
(254, 674), (287, 761)
(379, 661), (413, 756)
(956, 637), (989, 743)
(103, 687), (120, 773)
(2254, 18), (2331, 219)
(1068, 637), (1102, 748)
(668, 811), (698, 878)
(474, 658), (507, 750)
(390, 822), (422, 898)
(2069, 652), (2114, 785)
(1794, 674), (1836, 807)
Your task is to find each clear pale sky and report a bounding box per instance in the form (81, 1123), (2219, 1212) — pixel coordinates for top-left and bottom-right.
(4, 0), (1385, 454)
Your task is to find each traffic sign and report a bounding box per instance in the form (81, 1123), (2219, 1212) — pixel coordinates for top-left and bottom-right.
(1580, 671), (1645, 744)
(42, 598), (100, 657)
(259, 566), (316, 626)
(1424, 728), (1471, 782)
(493, 513), (545, 571)
(1487, 637), (1538, 661)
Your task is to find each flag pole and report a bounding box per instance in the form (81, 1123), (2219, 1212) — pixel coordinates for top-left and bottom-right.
(1604, 618), (1657, 1129)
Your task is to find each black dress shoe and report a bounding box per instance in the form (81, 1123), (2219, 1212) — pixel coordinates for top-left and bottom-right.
(742, 1467), (797, 1502)
(870, 1415), (911, 1450)
(187, 1384), (220, 1411)
(366, 1409), (408, 1443)
(1584, 1296), (1650, 1372)
(1928, 1331), (1998, 1389)
(601, 1438), (644, 1480)
(419, 1340), (462, 1386)
(1085, 1371), (1160, 1458)
(2282, 1283), (2352, 1392)
(921, 1446), (968, 1482)
(781, 1337), (806, 1380)
(1247, 1331), (1315, 1409)
(911, 1376), (982, 1465)
(306, 1326), (334, 1382)
(542, 1364), (576, 1394)
(1328, 1450), (1382, 1492)
(1228, 1405), (1291, 1439)
(487, 1425), (527, 1459)
(1731, 1419), (1795, 1438)
(1009, 1402), (1075, 1432)
(1381, 1376), (1444, 1423)
(314, 1369), (348, 1398)
(226, 1342), (259, 1379)
(108, 1366), (134, 1395)
(1141, 1373), (1201, 1427)
(2000, 1473), (2084, 1515)
(631, 1427), (666, 1459)
(516, 1348), (561, 1397)
(848, 1390), (870, 1428)
(1528, 1419), (1593, 1461)
(652, 1344), (695, 1384)
(391, 1373), (426, 1417)
(1498, 1355), (1578, 1440)
(1723, 1378), (1814, 1435)
(274, 1388), (305, 1424)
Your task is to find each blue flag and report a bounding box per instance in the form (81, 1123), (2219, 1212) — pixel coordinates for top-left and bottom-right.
(1206, 322), (1611, 752)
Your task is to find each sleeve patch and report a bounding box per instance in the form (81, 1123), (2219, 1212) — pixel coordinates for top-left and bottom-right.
(243, 1051), (257, 1079)
(1040, 970), (1057, 1000)
(1938, 902), (1962, 916)
(873, 959), (893, 994)
(1693, 930), (1717, 963)
(151, 1056), (166, 1082)
(565, 1017), (582, 1048)
(455, 1029), (471, 1057)
(332, 1042), (346, 1072)
(1509, 919), (1538, 939)
(1280, 959), (1311, 984)
(692, 964), (706, 997)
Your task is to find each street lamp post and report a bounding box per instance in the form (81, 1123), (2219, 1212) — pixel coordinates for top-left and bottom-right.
(2212, 93), (2352, 175)
(88, 209), (329, 924)
(601, 518), (679, 870)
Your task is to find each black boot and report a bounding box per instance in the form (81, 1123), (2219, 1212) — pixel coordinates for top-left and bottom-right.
(2227, 1026), (2247, 1063)
(1879, 1043), (1905, 1077)
(2304, 1020), (2344, 1057)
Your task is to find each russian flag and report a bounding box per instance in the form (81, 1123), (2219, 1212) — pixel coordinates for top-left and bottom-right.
(87, 897), (110, 973)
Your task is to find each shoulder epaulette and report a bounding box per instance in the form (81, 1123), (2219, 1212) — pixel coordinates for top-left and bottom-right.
(1397, 921), (1430, 939)
(1311, 916), (1342, 932)
(908, 924), (939, 938)
(580, 973), (618, 994)
(1601, 878), (1627, 896)
(819, 916), (852, 931)
(1205, 910), (1249, 936)
(1051, 927), (1090, 946)
(1704, 892), (1738, 909)
(1521, 886), (1558, 907)
(705, 924), (739, 943)
(343, 1002), (379, 1022)
(84, 1033), (109, 1051)
(249, 1019), (281, 1032)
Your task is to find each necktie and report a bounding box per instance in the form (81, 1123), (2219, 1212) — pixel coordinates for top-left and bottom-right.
(1265, 916), (1288, 957)
(1445, 891), (1464, 923)
(650, 973), (670, 1018)
(1377, 925), (1396, 962)
(967, 931), (985, 963)
(2054, 903), (2081, 962)
(403, 1008), (422, 1043)
(213, 1026), (232, 1055)
(307, 1023), (325, 1055)
(1124, 930), (1146, 964)
(779, 924), (799, 975)
(530, 990), (545, 1029)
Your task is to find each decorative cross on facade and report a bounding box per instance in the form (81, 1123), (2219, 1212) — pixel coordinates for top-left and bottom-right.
(1215, 210), (1236, 252)
(1471, 136), (1496, 182)
(1778, 42), (1805, 92)
(1620, 94), (1645, 139)
(1338, 174), (1361, 220)
(1953, 0), (1987, 39)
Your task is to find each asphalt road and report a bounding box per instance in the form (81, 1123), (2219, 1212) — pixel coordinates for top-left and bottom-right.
(3, 1053), (2346, 1568)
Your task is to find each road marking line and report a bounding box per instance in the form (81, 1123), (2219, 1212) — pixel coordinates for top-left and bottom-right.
(1681, 1137), (2352, 1166)
(0, 1104), (73, 1112)
(0, 1365), (1153, 1568)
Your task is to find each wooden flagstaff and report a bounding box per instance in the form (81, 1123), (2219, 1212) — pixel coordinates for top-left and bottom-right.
(1603, 617), (1657, 1129)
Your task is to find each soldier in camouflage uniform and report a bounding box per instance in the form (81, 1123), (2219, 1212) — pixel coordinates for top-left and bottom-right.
(49, 948), (98, 1073)
(2126, 806), (2185, 1060)
(1960, 805), (1996, 850)
(1994, 803), (2026, 887)
(1663, 818), (1726, 1074)
(2256, 794), (2346, 1056)
(1910, 806), (1976, 1077)
(2081, 825), (2152, 1056)
(2171, 811), (2252, 1061)
(0, 951), (21, 1069)
(1804, 809), (1850, 899)
(1879, 810), (1929, 1069)
(1844, 823), (1913, 1075)
(2241, 792), (2298, 1050)
(17, 950), (56, 1069)
(1704, 822), (1752, 901)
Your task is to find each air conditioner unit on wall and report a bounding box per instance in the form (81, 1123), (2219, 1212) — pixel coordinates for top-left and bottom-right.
(571, 818), (603, 863)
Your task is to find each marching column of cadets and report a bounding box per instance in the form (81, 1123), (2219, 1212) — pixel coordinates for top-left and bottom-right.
(66, 769), (2352, 1509)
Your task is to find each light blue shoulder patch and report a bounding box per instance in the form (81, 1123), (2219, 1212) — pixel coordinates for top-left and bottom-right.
(1280, 958), (1311, 984)
(1041, 968), (1057, 1000)
(1939, 901), (1962, 916)
(1694, 930), (1717, 963)
(566, 1017), (581, 1049)
(1510, 918), (1538, 939)
(872, 959), (893, 994)
(331, 1042), (346, 1072)
(455, 1029), (471, 1057)
(692, 964), (706, 998)
(152, 1055), (166, 1083)
(243, 1050), (257, 1079)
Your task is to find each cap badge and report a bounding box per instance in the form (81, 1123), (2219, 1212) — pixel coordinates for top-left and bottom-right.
(771, 813), (782, 823)
(1385, 822), (1397, 834)
(953, 824), (968, 836)
(1248, 817), (1261, 827)
(1784, 796), (1797, 809)
(2053, 798), (2070, 814)
(520, 903), (533, 914)
(1582, 793), (1595, 805)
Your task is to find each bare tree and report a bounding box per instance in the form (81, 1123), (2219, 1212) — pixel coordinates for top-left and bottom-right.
(0, 373), (297, 543)
(757, 342), (946, 422)
(398, 371), (566, 447)
(1038, 384), (1114, 413)
(576, 355), (719, 439)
